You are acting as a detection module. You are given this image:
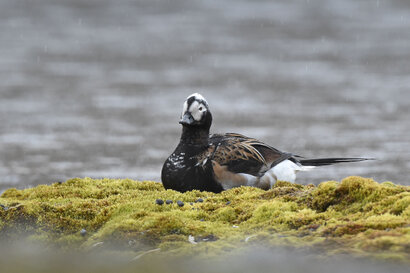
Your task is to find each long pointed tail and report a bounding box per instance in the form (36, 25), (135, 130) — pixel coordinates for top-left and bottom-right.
(299, 157), (374, 167)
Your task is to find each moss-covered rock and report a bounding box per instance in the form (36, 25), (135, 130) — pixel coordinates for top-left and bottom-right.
(0, 176), (409, 262)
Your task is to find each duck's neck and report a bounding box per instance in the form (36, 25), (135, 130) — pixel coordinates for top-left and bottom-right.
(180, 126), (209, 147)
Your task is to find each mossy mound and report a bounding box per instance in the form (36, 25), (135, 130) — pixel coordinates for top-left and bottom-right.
(0, 177), (409, 262)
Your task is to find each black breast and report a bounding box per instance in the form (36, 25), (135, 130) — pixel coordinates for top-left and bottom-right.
(161, 145), (224, 193)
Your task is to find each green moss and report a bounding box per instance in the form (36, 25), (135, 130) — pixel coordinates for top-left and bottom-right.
(0, 176), (409, 262)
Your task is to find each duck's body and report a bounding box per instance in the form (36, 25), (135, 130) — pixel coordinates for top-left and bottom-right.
(161, 135), (224, 193)
(161, 93), (371, 193)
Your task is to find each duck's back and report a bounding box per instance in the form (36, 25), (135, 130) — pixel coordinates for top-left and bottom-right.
(209, 133), (288, 175)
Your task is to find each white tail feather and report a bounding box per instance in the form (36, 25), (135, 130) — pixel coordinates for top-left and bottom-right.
(300, 165), (316, 171)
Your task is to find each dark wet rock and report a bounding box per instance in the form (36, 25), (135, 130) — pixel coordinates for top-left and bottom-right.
(165, 200), (173, 205)
(155, 199), (164, 205)
(195, 198), (204, 203)
(226, 201), (231, 205)
(177, 200), (184, 207)
(80, 229), (87, 236)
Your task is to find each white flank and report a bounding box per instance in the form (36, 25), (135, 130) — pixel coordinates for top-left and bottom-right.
(261, 170), (277, 188)
(271, 160), (315, 183)
(241, 173), (258, 186)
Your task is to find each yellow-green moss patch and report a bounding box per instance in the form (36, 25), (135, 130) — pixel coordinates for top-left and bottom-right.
(0, 176), (409, 262)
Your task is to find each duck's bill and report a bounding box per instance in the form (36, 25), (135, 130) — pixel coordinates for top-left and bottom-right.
(179, 112), (195, 125)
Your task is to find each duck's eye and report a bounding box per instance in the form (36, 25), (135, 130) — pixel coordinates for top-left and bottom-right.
(199, 107), (204, 111)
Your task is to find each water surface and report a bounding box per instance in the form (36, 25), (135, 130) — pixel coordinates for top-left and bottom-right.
(1, 0), (410, 192)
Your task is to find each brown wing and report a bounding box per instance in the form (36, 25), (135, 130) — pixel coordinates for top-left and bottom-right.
(208, 133), (289, 176)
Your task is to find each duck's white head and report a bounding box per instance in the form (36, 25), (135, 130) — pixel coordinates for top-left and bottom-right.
(179, 93), (211, 127)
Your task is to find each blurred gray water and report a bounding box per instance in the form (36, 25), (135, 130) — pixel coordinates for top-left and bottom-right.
(0, 243), (409, 273)
(1, 0), (410, 192)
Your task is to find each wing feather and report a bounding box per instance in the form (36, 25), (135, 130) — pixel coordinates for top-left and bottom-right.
(204, 133), (287, 176)
(210, 136), (266, 165)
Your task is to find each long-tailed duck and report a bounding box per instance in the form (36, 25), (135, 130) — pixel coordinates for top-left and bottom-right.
(161, 93), (371, 193)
